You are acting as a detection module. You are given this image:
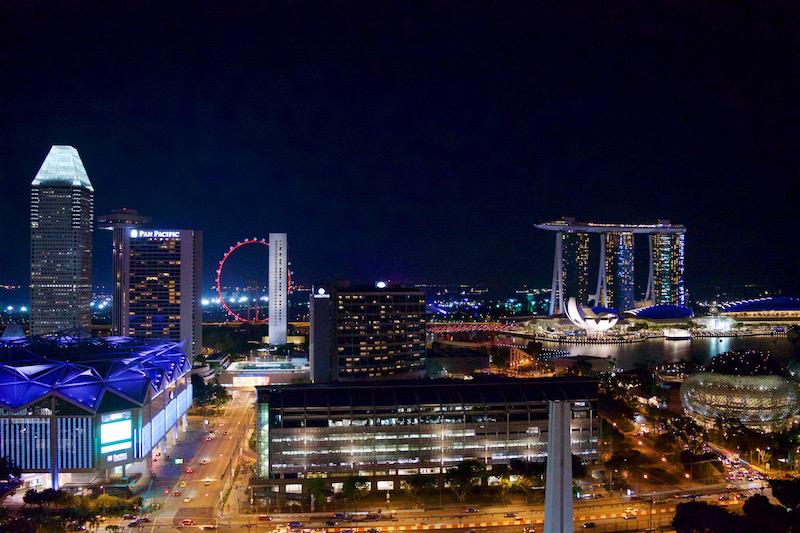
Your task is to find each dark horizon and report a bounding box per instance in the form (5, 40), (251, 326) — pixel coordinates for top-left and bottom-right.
(1, 2), (799, 296)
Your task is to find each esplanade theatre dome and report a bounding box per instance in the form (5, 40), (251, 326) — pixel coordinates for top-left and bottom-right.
(680, 350), (800, 432)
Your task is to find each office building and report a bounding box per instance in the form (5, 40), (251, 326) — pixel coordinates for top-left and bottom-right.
(309, 284), (426, 383)
(121, 229), (202, 358)
(30, 146), (94, 335)
(536, 219), (686, 315)
(0, 333), (192, 489)
(598, 232), (634, 311)
(268, 233), (288, 345)
(97, 209), (151, 335)
(255, 378), (598, 493)
(649, 232), (686, 306)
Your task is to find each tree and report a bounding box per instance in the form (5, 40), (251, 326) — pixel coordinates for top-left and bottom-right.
(342, 476), (369, 510)
(672, 501), (742, 532)
(0, 456), (21, 481)
(508, 459), (544, 502)
(742, 494), (789, 530)
(571, 454), (587, 478)
(445, 460), (487, 503)
(306, 478), (327, 511)
(770, 478), (800, 510)
(405, 474), (436, 500)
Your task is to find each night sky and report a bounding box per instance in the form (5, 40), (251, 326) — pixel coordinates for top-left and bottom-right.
(1, 2), (798, 295)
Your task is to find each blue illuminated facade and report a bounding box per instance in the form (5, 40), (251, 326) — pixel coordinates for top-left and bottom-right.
(0, 332), (191, 488)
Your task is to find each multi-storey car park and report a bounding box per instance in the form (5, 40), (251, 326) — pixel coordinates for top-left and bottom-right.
(0, 331), (192, 489)
(256, 377), (598, 496)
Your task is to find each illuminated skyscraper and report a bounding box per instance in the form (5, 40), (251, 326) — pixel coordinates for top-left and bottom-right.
(30, 146), (94, 335)
(648, 233), (685, 306)
(537, 219), (686, 315)
(547, 231), (590, 314)
(597, 232), (634, 311)
(97, 209), (151, 335)
(121, 229), (202, 358)
(309, 283), (426, 382)
(268, 233), (288, 345)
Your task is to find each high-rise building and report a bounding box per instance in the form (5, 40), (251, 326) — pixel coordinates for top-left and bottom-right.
(536, 219), (686, 315)
(309, 283), (426, 383)
(601, 232), (634, 311)
(268, 233), (288, 345)
(97, 209), (151, 335)
(649, 232), (685, 306)
(30, 146), (94, 335)
(121, 229), (202, 358)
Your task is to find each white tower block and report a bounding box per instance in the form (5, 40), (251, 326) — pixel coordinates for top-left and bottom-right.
(268, 233), (288, 345)
(544, 400), (573, 533)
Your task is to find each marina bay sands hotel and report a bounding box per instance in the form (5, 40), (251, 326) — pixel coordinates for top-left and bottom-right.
(536, 218), (686, 316)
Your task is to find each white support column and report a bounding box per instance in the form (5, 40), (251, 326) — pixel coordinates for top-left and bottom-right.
(549, 233), (564, 315)
(544, 400), (573, 533)
(593, 233), (607, 306)
(268, 233), (288, 345)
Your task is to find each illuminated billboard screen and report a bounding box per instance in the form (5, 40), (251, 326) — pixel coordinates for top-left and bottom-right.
(100, 411), (132, 455)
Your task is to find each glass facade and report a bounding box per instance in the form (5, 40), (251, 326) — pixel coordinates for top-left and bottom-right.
(332, 289), (426, 380)
(30, 146), (93, 335)
(604, 232), (634, 311)
(651, 233), (685, 306)
(561, 232), (589, 305)
(256, 379), (598, 490)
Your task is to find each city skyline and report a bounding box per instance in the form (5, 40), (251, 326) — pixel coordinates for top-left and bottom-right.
(1, 3), (799, 295)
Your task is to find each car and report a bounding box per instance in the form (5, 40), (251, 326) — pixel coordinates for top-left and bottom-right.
(139, 517), (152, 523)
(333, 513), (348, 519)
(258, 515), (272, 522)
(201, 459), (208, 465)
(183, 497), (192, 503)
(719, 494), (730, 501)
(180, 519), (196, 527)
(622, 513), (635, 520)
(340, 529), (354, 533)
(287, 522), (303, 529)
(582, 522), (596, 529)
(366, 529), (380, 533)
(180, 481), (187, 487)
(173, 491), (182, 497)
(465, 507), (479, 513)
(128, 521), (140, 528)
(123, 514), (137, 520)
(201, 526), (218, 530)
(504, 512), (517, 518)
(522, 527), (536, 533)
(325, 521), (337, 527)
(185, 467), (194, 474)
(204, 480), (212, 486)
(206, 436), (213, 441)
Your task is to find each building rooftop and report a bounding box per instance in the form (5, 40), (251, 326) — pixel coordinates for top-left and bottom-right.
(0, 332), (190, 413)
(625, 304), (694, 319)
(718, 296), (800, 313)
(257, 377), (597, 409)
(535, 218), (685, 234)
(31, 145), (93, 191)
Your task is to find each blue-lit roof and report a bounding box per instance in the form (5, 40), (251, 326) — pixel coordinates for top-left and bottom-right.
(0, 332), (189, 413)
(718, 297), (800, 313)
(625, 304), (694, 319)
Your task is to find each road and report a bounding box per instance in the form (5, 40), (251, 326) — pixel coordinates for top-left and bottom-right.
(132, 389), (255, 530)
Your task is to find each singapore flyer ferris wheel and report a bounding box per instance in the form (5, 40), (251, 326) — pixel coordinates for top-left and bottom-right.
(215, 237), (292, 323)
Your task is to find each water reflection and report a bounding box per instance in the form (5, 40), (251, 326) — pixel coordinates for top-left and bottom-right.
(541, 336), (799, 370)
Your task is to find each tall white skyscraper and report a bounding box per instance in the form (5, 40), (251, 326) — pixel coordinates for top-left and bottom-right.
(268, 233), (288, 345)
(30, 146), (94, 335)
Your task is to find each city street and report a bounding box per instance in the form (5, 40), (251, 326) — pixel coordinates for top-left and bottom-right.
(132, 389), (255, 530)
